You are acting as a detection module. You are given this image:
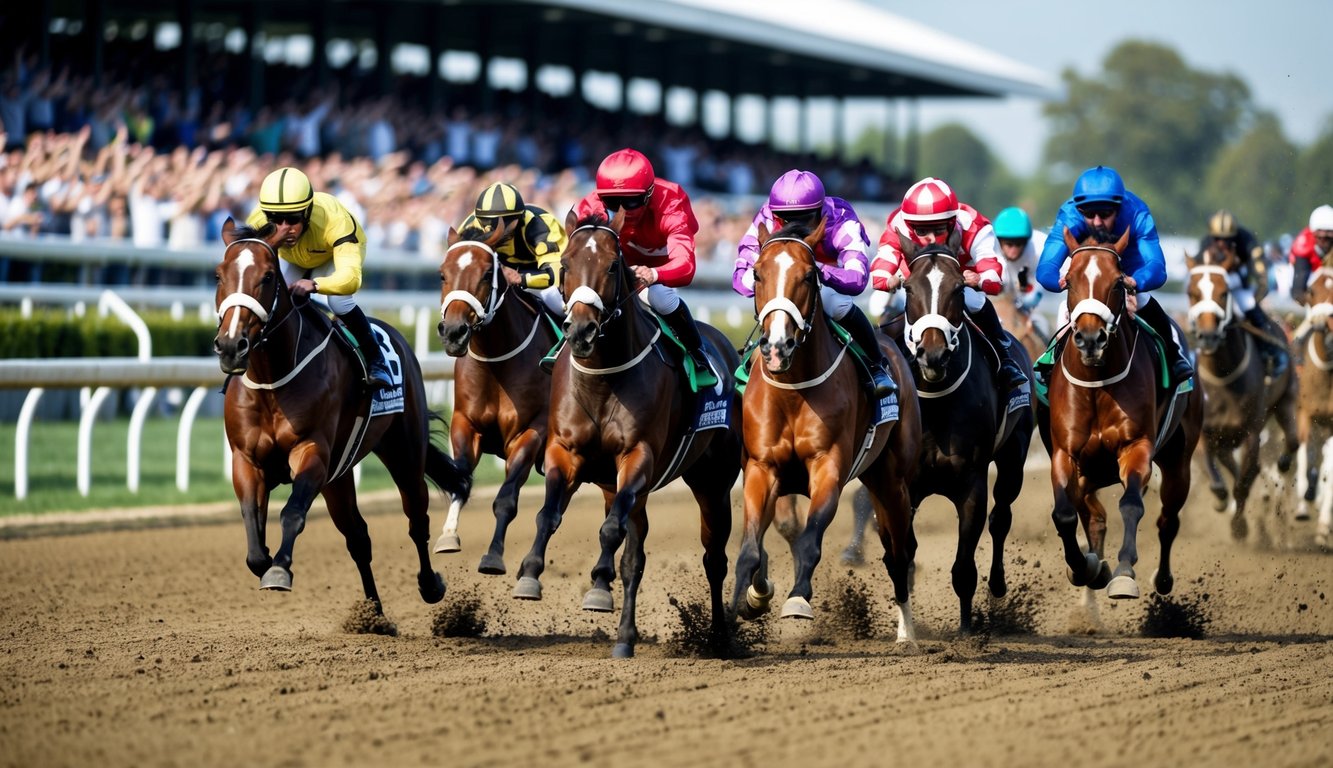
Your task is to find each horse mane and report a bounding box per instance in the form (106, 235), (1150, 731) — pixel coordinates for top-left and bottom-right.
(458, 223), (492, 242)
(771, 220), (814, 241)
(574, 212), (611, 230)
(1085, 228), (1117, 245)
(231, 221), (277, 241)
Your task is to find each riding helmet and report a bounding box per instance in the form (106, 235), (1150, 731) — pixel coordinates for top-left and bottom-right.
(900, 177), (959, 222)
(1208, 210), (1238, 238)
(258, 167), (314, 213)
(992, 207), (1033, 240)
(475, 182), (525, 220)
(768, 169), (826, 213)
(1071, 166), (1125, 206)
(1310, 204), (1333, 232)
(595, 148), (655, 195)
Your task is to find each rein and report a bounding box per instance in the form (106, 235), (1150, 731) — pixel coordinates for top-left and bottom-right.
(915, 328), (973, 399)
(1197, 333), (1254, 386)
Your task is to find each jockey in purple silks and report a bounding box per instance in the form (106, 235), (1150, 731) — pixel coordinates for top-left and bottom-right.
(733, 169), (895, 396)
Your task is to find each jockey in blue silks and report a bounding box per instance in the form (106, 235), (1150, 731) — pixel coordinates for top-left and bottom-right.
(1037, 165), (1194, 386)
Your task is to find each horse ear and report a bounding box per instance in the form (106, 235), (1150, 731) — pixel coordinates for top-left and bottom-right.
(221, 217), (237, 245)
(808, 217), (827, 247)
(564, 208), (578, 235)
(1184, 247), (1195, 269)
(947, 226), (963, 255)
(609, 206), (626, 233)
(757, 221), (771, 245)
(897, 228), (917, 260)
(1114, 226), (1131, 254)
(485, 219), (515, 248)
(446, 225), (461, 248)
(1062, 226), (1079, 252)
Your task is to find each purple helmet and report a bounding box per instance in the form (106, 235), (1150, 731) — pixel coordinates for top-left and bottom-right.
(768, 169), (825, 213)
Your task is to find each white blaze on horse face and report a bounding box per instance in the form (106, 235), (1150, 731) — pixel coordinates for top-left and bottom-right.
(225, 248), (257, 338)
(1084, 258), (1102, 303)
(767, 252), (797, 343)
(1197, 269), (1217, 307)
(927, 264), (945, 317)
(455, 251), (473, 271)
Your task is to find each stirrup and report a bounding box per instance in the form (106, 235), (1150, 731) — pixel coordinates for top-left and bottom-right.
(691, 353), (718, 388)
(871, 362), (897, 397)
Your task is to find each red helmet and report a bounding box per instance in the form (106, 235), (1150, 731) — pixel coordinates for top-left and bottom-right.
(596, 148), (655, 195)
(900, 177), (959, 222)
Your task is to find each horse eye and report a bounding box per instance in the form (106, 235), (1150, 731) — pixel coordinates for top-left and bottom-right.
(439, 273), (447, 285)
(214, 270), (222, 284)
(262, 271), (274, 283)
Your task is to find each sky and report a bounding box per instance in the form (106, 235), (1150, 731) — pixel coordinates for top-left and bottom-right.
(868, 0), (1333, 175)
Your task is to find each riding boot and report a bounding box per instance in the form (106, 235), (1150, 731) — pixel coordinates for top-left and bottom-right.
(840, 304), (897, 397)
(1136, 297), (1194, 387)
(1244, 306), (1289, 379)
(661, 302), (718, 388)
(970, 299), (1029, 392)
(339, 306), (394, 390)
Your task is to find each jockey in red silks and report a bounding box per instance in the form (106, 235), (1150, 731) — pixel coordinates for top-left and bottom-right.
(872, 176), (1029, 392)
(1290, 204), (1333, 305)
(572, 148), (716, 387)
(732, 169), (894, 396)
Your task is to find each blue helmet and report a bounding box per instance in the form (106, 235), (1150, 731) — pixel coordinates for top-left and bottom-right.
(1071, 166), (1125, 206)
(992, 207), (1032, 239)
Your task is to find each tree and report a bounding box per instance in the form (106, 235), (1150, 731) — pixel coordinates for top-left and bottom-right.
(918, 122), (1018, 218)
(1204, 112), (1299, 239)
(1294, 117), (1333, 231)
(1042, 41), (1255, 232)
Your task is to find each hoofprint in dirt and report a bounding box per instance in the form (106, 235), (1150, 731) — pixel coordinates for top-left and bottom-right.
(1, 473), (1331, 768)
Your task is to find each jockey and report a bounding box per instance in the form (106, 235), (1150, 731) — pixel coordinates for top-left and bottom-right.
(246, 166), (392, 390)
(872, 177), (1029, 392)
(458, 181), (567, 318)
(733, 169), (895, 397)
(1037, 165), (1194, 387)
(1197, 209), (1287, 377)
(1290, 204), (1333, 305)
(993, 206), (1048, 316)
(572, 148), (716, 387)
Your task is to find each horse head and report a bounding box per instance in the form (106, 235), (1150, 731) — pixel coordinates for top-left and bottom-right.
(1185, 246), (1239, 354)
(214, 217), (288, 374)
(899, 228), (965, 383)
(437, 220), (516, 356)
(752, 218), (826, 373)
(560, 209), (631, 359)
(1308, 266), (1333, 340)
(1063, 226), (1132, 367)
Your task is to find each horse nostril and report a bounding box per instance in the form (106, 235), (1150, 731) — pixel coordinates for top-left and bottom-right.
(436, 321), (445, 338)
(235, 337), (249, 355)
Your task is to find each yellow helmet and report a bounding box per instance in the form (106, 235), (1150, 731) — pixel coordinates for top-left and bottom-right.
(474, 182), (525, 220)
(1208, 209), (1238, 238)
(258, 167), (314, 213)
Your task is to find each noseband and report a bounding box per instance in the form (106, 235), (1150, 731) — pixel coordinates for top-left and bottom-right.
(564, 224), (635, 332)
(1068, 245), (1128, 335)
(216, 237), (286, 343)
(440, 239), (507, 329)
(904, 249), (964, 356)
(755, 236), (819, 347)
(1186, 264), (1236, 331)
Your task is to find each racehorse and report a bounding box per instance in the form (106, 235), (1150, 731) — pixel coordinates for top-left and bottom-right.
(1296, 266), (1333, 546)
(1185, 245), (1298, 540)
(1037, 227), (1202, 606)
(895, 232), (1034, 633)
(511, 211), (742, 658)
(214, 218), (469, 616)
(735, 220), (921, 640)
(435, 221), (561, 574)
(994, 285), (1049, 363)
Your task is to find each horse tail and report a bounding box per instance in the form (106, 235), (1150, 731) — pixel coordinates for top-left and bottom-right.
(424, 409), (472, 503)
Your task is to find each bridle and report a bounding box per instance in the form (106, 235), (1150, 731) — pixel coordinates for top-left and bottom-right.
(440, 239), (509, 330)
(216, 237), (294, 348)
(563, 224), (639, 335)
(754, 236), (820, 349)
(903, 248), (964, 356)
(1186, 264), (1236, 332)
(1068, 244), (1130, 337)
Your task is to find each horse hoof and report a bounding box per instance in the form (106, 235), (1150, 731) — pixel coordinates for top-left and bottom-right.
(1212, 496), (1229, 513)
(1294, 504), (1311, 522)
(582, 588), (614, 613)
(989, 573), (1009, 599)
(512, 576), (542, 600)
(1305, 487), (1317, 502)
(1065, 553), (1100, 587)
(1278, 454), (1293, 473)
(1231, 515), (1249, 541)
(434, 532), (462, 554)
(780, 596), (814, 620)
(419, 571), (446, 604)
(477, 553), (506, 575)
(840, 547), (865, 567)
(1106, 575), (1140, 600)
(1152, 569), (1174, 595)
(1089, 560), (1113, 590)
(611, 643), (635, 659)
(259, 566), (292, 591)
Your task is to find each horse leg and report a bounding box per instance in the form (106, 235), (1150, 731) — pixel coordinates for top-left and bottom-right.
(951, 478), (988, 635)
(478, 430), (543, 575)
(1108, 441), (1153, 600)
(1296, 410), (1315, 521)
(1274, 379), (1300, 474)
(514, 448), (582, 600)
(435, 423), (480, 553)
(863, 469), (917, 643)
(612, 499), (651, 659)
(320, 473), (383, 610)
(1151, 437), (1193, 596)
(382, 440), (446, 604)
(683, 446), (737, 653)
(232, 457), (273, 579)
(784, 459), (843, 620)
(1051, 449), (1099, 586)
(988, 430), (1028, 599)
(1202, 439), (1230, 512)
(732, 463), (778, 621)
(583, 487), (618, 612)
(841, 485), (874, 566)
(261, 444), (328, 591)
(1231, 431), (1264, 540)
(1316, 429), (1333, 549)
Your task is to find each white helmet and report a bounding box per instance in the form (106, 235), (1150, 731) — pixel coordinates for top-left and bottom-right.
(1310, 204), (1333, 232)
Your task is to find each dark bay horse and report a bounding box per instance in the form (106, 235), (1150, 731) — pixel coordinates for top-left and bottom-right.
(435, 222), (560, 574)
(1296, 267), (1333, 545)
(1037, 228), (1202, 612)
(512, 211), (741, 658)
(1185, 247), (1298, 540)
(896, 233), (1033, 633)
(736, 220), (921, 640)
(214, 218), (468, 616)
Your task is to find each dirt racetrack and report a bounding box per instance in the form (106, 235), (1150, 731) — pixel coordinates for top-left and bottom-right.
(2, 464), (1331, 768)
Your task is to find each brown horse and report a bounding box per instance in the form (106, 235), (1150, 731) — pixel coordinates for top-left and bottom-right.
(1296, 266), (1333, 546)
(894, 233), (1034, 633)
(994, 285), (1049, 363)
(511, 212), (741, 658)
(434, 222), (560, 574)
(1037, 228), (1202, 607)
(214, 218), (469, 616)
(735, 220), (921, 639)
(1185, 246), (1298, 540)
